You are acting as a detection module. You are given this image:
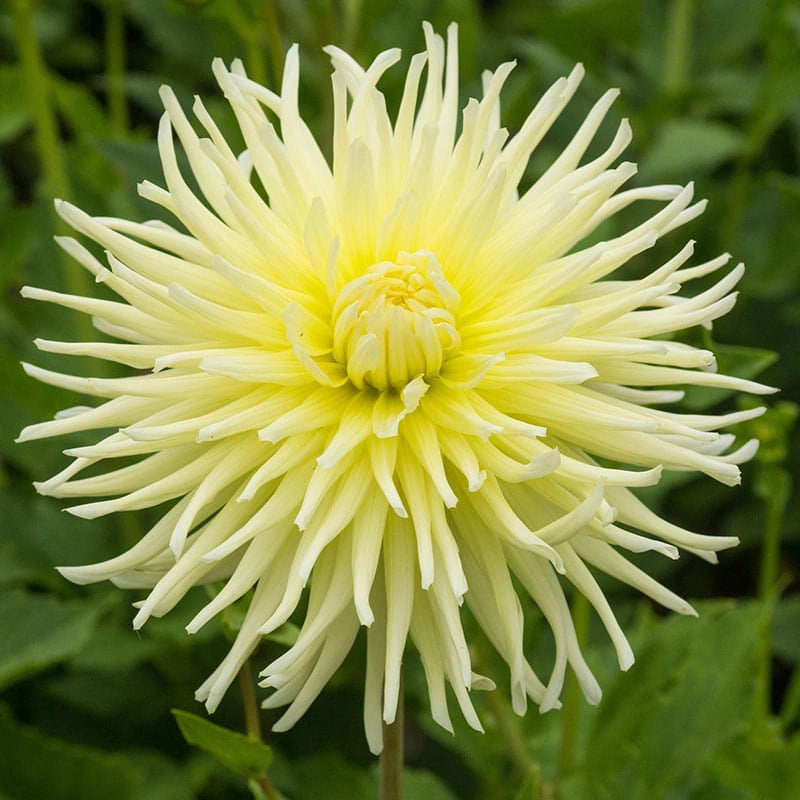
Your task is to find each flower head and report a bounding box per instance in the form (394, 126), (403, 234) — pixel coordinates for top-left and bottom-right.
(21, 24), (774, 752)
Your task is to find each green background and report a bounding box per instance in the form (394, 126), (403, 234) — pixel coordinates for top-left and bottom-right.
(0, 0), (798, 798)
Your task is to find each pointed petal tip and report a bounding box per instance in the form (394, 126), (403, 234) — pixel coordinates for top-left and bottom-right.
(56, 565), (91, 585)
(538, 699), (558, 715)
(64, 504), (97, 520)
(586, 687), (603, 706)
(366, 740), (383, 756)
(204, 693), (223, 715)
(660, 544), (680, 560)
(619, 650), (635, 671)
(355, 606), (375, 627)
(433, 713), (455, 735)
(681, 602), (699, 618)
(131, 610), (148, 631)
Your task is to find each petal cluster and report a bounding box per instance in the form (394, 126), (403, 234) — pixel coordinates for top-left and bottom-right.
(21, 24), (773, 753)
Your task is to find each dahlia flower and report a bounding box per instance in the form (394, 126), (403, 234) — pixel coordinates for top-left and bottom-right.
(21, 23), (772, 753)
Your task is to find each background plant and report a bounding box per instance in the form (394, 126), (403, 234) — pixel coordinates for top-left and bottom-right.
(0, 1), (798, 798)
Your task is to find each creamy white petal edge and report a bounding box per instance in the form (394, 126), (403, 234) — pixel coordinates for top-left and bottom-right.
(21, 23), (775, 754)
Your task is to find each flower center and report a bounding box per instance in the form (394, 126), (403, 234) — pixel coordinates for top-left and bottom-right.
(332, 250), (461, 391)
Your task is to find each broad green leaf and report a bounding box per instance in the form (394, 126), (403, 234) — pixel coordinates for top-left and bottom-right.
(288, 753), (375, 800)
(125, 0), (242, 75)
(0, 590), (104, 690)
(93, 137), (163, 187)
(126, 752), (199, 800)
(699, 69), (761, 116)
(0, 204), (40, 288)
(695, 0), (765, 63)
(735, 181), (800, 302)
(0, 706), (140, 800)
(773, 596), (800, 662)
(70, 625), (159, 672)
(172, 708), (272, 778)
(566, 601), (762, 800)
(47, 667), (167, 721)
(702, 730), (800, 800)
(638, 119), (747, 181)
(52, 77), (112, 139)
(404, 768), (459, 800)
(0, 486), (119, 583)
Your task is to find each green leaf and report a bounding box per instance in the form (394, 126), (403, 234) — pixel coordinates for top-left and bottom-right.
(702, 730), (800, 800)
(698, 69), (761, 116)
(404, 768), (459, 800)
(0, 204), (39, 289)
(0, 486), (119, 588)
(735, 181), (800, 302)
(0, 590), (104, 690)
(773, 597), (800, 662)
(126, 752), (199, 800)
(172, 709), (272, 778)
(70, 625), (159, 673)
(0, 706), (140, 800)
(566, 601), (762, 800)
(512, 766), (542, 800)
(47, 667), (167, 722)
(288, 754), (375, 800)
(638, 119), (747, 181)
(52, 77), (112, 139)
(0, 66), (31, 143)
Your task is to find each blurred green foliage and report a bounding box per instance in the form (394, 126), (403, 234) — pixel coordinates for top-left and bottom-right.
(0, 0), (798, 798)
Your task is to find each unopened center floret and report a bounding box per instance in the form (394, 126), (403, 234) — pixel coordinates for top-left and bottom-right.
(332, 250), (461, 391)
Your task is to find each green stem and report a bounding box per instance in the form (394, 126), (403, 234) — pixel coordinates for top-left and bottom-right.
(755, 468), (789, 724)
(12, 0), (91, 332)
(340, 0), (363, 52)
(722, 0), (787, 246)
(379, 680), (403, 800)
(12, 0), (71, 201)
(663, 0), (694, 93)
(104, 0), (129, 134)
(244, 29), (268, 88)
(472, 633), (539, 786)
(780, 665), (800, 732)
(556, 592), (590, 785)
(484, 682), (532, 778)
(261, 0), (283, 88)
(238, 661), (279, 800)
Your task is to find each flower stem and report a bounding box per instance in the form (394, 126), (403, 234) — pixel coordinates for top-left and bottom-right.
(556, 591), (590, 784)
(663, 0), (694, 93)
(238, 661), (279, 800)
(261, 0), (283, 88)
(484, 682), (531, 778)
(11, 0), (71, 202)
(340, 0), (363, 52)
(12, 0), (91, 336)
(754, 466), (790, 724)
(380, 679), (403, 800)
(721, 1), (790, 247)
(104, 0), (129, 134)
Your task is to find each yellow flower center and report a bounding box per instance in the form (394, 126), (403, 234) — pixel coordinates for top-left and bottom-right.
(332, 250), (461, 391)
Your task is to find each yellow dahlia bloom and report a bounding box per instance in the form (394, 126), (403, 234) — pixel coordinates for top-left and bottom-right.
(21, 24), (773, 753)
